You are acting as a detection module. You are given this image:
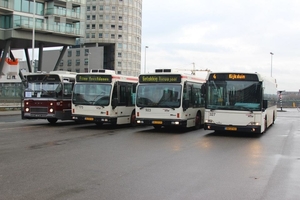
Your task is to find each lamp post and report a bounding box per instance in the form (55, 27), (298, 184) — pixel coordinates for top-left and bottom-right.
(144, 46), (148, 73)
(270, 52), (274, 77)
(31, 0), (36, 73)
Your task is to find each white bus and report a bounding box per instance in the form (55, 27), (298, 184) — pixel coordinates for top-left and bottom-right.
(204, 72), (277, 134)
(136, 69), (206, 129)
(71, 70), (138, 126)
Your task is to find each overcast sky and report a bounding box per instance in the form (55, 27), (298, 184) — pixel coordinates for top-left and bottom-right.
(141, 0), (300, 91)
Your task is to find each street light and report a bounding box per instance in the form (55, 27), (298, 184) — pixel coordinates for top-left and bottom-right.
(31, 0), (36, 73)
(270, 52), (274, 77)
(144, 46), (149, 73)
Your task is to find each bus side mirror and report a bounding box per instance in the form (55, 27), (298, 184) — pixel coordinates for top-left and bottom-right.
(262, 100), (268, 110)
(112, 98), (118, 109)
(182, 99), (189, 111)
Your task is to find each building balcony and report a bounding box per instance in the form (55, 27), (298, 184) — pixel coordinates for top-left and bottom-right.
(0, 0), (13, 13)
(45, 7), (84, 21)
(13, 19), (84, 38)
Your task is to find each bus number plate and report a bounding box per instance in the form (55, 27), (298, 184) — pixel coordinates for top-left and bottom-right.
(152, 121), (162, 125)
(85, 117), (94, 121)
(225, 126), (237, 131)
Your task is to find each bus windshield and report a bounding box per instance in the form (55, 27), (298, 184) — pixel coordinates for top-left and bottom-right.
(72, 83), (112, 106)
(206, 81), (262, 111)
(25, 82), (61, 98)
(136, 84), (181, 108)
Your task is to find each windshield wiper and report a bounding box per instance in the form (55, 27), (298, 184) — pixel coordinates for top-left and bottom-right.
(235, 105), (253, 113)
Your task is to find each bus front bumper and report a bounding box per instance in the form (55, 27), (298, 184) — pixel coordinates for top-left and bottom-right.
(72, 115), (117, 124)
(136, 118), (187, 127)
(204, 123), (261, 133)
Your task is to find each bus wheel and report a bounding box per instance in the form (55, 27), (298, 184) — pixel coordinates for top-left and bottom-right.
(263, 117), (268, 133)
(130, 111), (137, 127)
(194, 113), (201, 130)
(47, 118), (58, 124)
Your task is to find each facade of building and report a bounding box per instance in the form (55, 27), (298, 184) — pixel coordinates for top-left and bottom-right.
(0, 0), (86, 101)
(43, 0), (142, 76)
(42, 46), (104, 73)
(85, 0), (142, 76)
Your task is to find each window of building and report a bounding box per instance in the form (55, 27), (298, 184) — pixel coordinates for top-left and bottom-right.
(99, 24), (103, 29)
(68, 51), (72, 57)
(86, 24), (90, 29)
(87, 15), (90, 20)
(111, 16), (115, 20)
(68, 60), (72, 66)
(99, 33), (103, 38)
(118, 52), (122, 58)
(92, 6), (96, 11)
(111, 25), (115, 29)
(92, 24), (95, 29)
(118, 35), (122, 39)
(92, 15), (96, 20)
(87, 6), (90, 11)
(86, 33), (90, 38)
(91, 33), (95, 38)
(85, 49), (90, 56)
(112, 6), (116, 11)
(76, 50), (80, 56)
(118, 43), (122, 49)
(76, 69), (80, 73)
(67, 68), (72, 72)
(76, 59), (80, 66)
(118, 62), (122, 67)
(99, 6), (103, 11)
(84, 58), (88, 65)
(99, 15), (103, 20)
(111, 34), (115, 39)
(119, 16), (122, 21)
(118, 25), (122, 30)
(59, 60), (64, 66)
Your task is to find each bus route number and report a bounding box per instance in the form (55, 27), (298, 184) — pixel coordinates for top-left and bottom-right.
(209, 112), (216, 116)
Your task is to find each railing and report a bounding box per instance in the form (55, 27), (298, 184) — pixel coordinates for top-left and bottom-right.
(0, 0), (12, 9)
(13, 19), (85, 37)
(45, 7), (85, 20)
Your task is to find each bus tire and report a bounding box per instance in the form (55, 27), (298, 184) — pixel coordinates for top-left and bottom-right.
(194, 112), (201, 130)
(130, 111), (137, 127)
(47, 118), (58, 124)
(263, 116), (268, 133)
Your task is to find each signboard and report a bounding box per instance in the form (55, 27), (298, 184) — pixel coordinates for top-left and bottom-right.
(27, 75), (61, 82)
(139, 75), (181, 83)
(76, 74), (112, 83)
(208, 73), (259, 81)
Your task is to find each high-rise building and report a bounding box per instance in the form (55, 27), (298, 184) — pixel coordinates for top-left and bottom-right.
(85, 0), (142, 76)
(45, 0), (143, 76)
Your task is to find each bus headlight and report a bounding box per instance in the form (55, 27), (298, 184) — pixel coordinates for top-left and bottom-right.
(49, 108), (54, 113)
(25, 107), (29, 112)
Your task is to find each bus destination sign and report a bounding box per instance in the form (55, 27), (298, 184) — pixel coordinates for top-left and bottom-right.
(209, 73), (259, 81)
(139, 75), (181, 83)
(27, 75), (61, 82)
(76, 75), (112, 83)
